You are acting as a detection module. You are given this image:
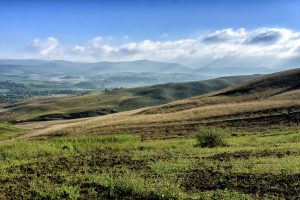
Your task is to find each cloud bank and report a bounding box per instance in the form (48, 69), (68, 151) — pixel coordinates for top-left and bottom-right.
(31, 37), (60, 56)
(28, 28), (300, 70)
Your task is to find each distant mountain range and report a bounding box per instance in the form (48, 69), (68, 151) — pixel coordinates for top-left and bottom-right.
(0, 59), (295, 76)
(0, 59), (288, 98)
(0, 59), (282, 78)
(0, 59), (211, 90)
(0, 59), (194, 75)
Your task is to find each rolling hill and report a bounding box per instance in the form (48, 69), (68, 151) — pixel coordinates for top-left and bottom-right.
(0, 74), (258, 122)
(15, 68), (299, 140)
(141, 67), (300, 114)
(1, 68), (299, 200)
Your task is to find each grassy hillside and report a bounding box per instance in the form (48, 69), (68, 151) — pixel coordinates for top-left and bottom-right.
(0, 123), (25, 140)
(141, 68), (300, 114)
(0, 69), (299, 199)
(16, 68), (299, 140)
(0, 75), (258, 122)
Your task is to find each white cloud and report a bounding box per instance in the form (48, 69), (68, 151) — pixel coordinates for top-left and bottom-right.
(31, 37), (60, 56)
(72, 45), (86, 53)
(202, 28), (247, 43)
(26, 28), (300, 69)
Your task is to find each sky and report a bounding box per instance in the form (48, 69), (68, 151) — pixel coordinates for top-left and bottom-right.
(0, 0), (300, 69)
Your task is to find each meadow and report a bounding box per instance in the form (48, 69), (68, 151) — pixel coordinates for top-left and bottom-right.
(1, 126), (300, 199)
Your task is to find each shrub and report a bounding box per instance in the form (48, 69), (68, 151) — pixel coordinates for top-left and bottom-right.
(196, 126), (228, 148)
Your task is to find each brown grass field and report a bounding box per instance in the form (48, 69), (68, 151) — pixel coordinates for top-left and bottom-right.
(5, 68), (299, 141)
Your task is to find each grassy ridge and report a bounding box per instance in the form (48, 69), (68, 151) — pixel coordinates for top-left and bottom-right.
(142, 68), (300, 114)
(0, 75), (258, 122)
(17, 68), (299, 140)
(1, 127), (300, 199)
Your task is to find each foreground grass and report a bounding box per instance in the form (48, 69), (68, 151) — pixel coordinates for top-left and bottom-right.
(1, 128), (300, 199)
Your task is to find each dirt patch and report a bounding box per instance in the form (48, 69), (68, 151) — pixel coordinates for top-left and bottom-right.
(207, 150), (299, 161)
(16, 109), (118, 123)
(0, 175), (33, 200)
(0, 147), (173, 199)
(208, 111), (300, 131)
(182, 163), (300, 199)
(79, 181), (162, 200)
(7, 149), (149, 176)
(0, 149), (152, 199)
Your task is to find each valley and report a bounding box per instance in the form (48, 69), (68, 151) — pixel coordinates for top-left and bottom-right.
(0, 74), (258, 122)
(0, 60), (208, 101)
(2, 0), (300, 199)
(0, 67), (299, 199)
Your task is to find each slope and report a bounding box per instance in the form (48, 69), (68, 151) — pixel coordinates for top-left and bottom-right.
(16, 68), (299, 140)
(0, 75), (258, 122)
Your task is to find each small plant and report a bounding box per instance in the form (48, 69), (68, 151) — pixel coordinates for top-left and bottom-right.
(196, 126), (229, 148)
(61, 142), (74, 151)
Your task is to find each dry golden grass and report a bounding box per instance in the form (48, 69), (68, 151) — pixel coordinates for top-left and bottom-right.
(5, 68), (299, 140)
(13, 93), (299, 140)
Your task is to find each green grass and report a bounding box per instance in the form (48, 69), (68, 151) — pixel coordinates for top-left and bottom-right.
(0, 123), (25, 140)
(228, 128), (300, 147)
(1, 127), (300, 199)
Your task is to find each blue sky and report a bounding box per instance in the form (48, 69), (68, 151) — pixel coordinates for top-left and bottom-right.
(0, 0), (300, 69)
(1, 0), (300, 42)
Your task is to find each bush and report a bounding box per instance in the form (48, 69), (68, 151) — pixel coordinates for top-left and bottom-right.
(196, 126), (228, 148)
